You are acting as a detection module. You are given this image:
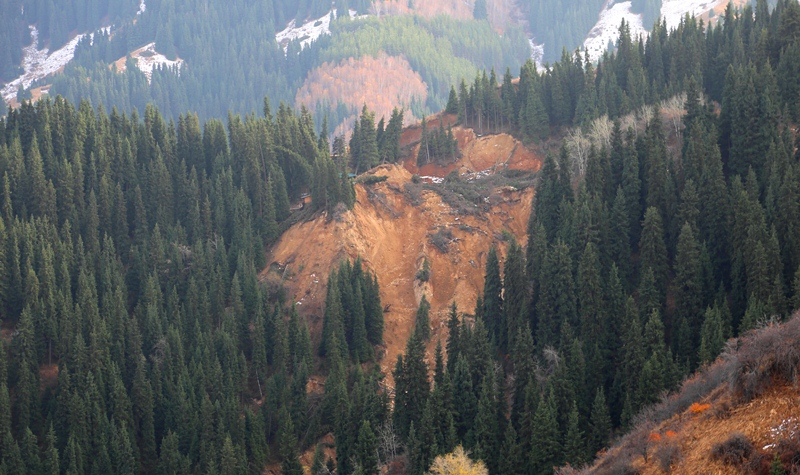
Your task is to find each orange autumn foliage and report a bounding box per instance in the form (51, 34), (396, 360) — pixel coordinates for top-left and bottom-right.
(295, 53), (427, 137)
(689, 402), (711, 414)
(648, 432), (662, 442)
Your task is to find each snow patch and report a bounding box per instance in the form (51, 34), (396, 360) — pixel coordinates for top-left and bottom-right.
(583, 0), (648, 63)
(763, 417), (798, 450)
(276, 9), (366, 53)
(90, 26), (113, 46)
(420, 176), (444, 184)
(2, 26), (87, 104)
(132, 43), (183, 84)
(138, 0), (146, 15)
(660, 0), (717, 30)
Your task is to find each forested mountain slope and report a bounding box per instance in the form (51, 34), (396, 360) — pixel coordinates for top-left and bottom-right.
(1, 1), (800, 475)
(4, 0), (787, 132)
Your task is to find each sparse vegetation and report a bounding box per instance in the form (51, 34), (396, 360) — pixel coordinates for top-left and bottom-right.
(711, 433), (755, 467)
(425, 446), (488, 475)
(404, 169), (536, 215)
(655, 442), (682, 473)
(430, 227), (454, 253)
(358, 175), (390, 185)
(416, 258), (431, 282)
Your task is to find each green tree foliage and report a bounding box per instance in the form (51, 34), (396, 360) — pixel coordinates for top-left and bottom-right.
(320, 258), (383, 362)
(415, 295), (432, 341)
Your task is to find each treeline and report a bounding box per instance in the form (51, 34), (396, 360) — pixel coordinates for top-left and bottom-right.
(449, 0), (800, 146)
(417, 117), (458, 167)
(26, 0), (532, 136)
(50, 0), (304, 122)
(323, 15), (530, 115)
(0, 94), (374, 474)
(522, 0), (606, 62)
(347, 106), (404, 174)
(355, 2), (800, 475)
(319, 258), (384, 364)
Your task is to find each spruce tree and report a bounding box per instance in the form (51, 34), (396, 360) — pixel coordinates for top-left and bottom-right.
(587, 388), (611, 458)
(639, 207), (668, 303)
(529, 385), (561, 475)
(482, 246), (504, 347)
(472, 376), (499, 472)
(674, 222), (703, 369)
(563, 400), (586, 467)
(415, 295), (431, 342)
(356, 420), (378, 475)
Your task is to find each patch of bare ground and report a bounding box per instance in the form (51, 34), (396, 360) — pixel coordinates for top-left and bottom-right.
(574, 315), (800, 475)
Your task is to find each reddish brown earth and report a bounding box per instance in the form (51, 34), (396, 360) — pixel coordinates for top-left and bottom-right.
(401, 114), (542, 179)
(263, 130), (542, 384)
(296, 54), (429, 138)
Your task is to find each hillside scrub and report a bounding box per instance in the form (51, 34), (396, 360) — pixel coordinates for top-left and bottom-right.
(589, 315), (800, 475)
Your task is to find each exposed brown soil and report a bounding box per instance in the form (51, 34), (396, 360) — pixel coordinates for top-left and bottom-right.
(597, 383), (800, 475)
(264, 142), (538, 384)
(401, 115), (542, 179)
(7, 84), (52, 109)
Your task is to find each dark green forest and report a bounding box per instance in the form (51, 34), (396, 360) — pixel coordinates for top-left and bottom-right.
(1, 0), (800, 474)
(391, 1), (800, 474)
(0, 93), (399, 474)
(1, 0), (529, 134)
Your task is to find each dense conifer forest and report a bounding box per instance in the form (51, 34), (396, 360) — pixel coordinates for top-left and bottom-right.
(1, 0), (800, 474)
(1, 0), (529, 133)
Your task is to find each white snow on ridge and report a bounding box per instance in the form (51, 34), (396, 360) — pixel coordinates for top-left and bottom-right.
(276, 9), (365, 53)
(138, 0), (146, 15)
(583, 1), (648, 63)
(133, 43), (183, 83)
(660, 0), (717, 30)
(2, 26), (87, 104)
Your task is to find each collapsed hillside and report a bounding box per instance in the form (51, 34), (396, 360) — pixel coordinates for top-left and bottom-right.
(573, 316), (800, 475)
(265, 126), (541, 380)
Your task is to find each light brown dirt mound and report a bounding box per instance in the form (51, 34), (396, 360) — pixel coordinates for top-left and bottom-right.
(402, 124), (542, 179)
(264, 163), (532, 384)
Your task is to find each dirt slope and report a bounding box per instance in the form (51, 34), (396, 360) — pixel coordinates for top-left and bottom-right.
(265, 132), (540, 382)
(401, 114), (542, 178)
(580, 316), (800, 475)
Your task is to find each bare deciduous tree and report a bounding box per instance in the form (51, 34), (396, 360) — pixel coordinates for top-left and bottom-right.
(565, 127), (591, 178)
(377, 420), (400, 466)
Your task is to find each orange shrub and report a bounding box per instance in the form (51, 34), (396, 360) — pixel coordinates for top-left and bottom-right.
(689, 402), (711, 414)
(648, 432), (662, 442)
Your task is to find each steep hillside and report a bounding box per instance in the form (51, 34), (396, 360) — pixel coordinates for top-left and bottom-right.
(265, 128), (541, 380)
(296, 53), (428, 137)
(572, 316), (800, 475)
